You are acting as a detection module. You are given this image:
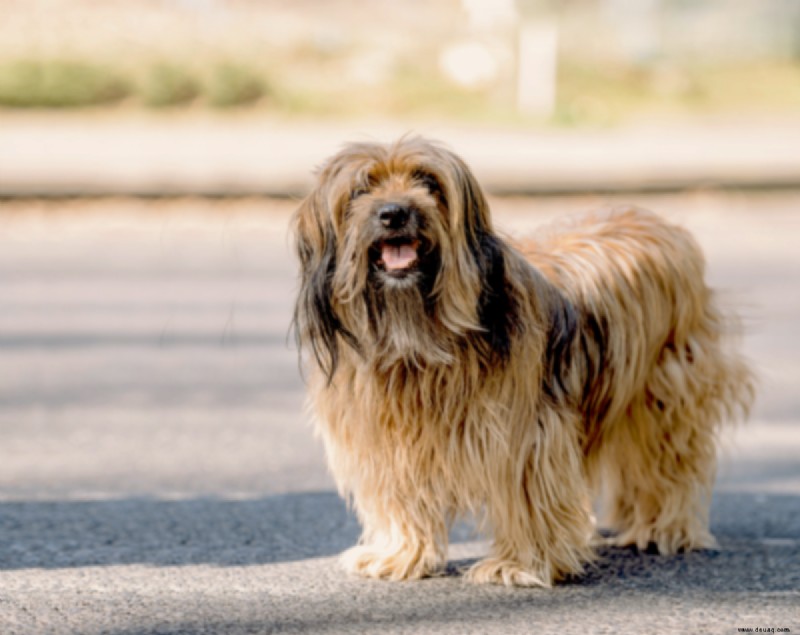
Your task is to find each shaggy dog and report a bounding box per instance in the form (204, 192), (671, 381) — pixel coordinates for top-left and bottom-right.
(291, 137), (754, 587)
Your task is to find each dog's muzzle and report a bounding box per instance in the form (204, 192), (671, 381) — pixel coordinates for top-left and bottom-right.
(371, 204), (422, 277)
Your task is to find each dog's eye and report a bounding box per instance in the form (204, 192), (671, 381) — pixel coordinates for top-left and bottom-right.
(413, 171), (441, 196)
(350, 187), (369, 201)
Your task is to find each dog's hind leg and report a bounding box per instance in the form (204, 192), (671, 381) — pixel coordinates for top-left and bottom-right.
(598, 306), (754, 554)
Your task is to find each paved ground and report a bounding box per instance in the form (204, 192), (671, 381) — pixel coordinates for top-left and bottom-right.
(0, 192), (799, 634)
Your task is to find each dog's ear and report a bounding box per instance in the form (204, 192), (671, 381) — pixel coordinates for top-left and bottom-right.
(291, 187), (356, 382)
(474, 232), (519, 365)
(445, 150), (494, 247)
(443, 148), (519, 364)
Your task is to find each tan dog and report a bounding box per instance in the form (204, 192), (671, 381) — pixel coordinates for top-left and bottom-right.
(291, 137), (754, 587)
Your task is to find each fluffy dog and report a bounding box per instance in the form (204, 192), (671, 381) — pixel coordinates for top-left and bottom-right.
(291, 137), (754, 587)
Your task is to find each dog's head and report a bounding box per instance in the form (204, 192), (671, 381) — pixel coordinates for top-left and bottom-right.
(292, 137), (515, 378)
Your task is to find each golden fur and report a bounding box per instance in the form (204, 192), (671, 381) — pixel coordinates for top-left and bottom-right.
(291, 137), (754, 587)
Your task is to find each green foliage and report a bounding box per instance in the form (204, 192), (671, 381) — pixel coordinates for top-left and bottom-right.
(0, 52), (796, 123)
(141, 63), (201, 108)
(0, 60), (129, 108)
(206, 63), (266, 108)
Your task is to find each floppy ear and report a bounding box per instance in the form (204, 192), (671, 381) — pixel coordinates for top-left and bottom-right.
(446, 150), (495, 250)
(291, 187), (356, 382)
(473, 232), (518, 364)
(445, 149), (519, 364)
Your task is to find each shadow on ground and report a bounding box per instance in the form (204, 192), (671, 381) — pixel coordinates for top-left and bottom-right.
(0, 492), (358, 570)
(3, 491), (799, 635)
(2, 490), (799, 577)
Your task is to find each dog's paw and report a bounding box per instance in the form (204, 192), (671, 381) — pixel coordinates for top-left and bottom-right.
(340, 544), (438, 581)
(606, 526), (716, 555)
(589, 528), (609, 548)
(464, 557), (552, 588)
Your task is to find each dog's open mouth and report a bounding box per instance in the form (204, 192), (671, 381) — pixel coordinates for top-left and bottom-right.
(374, 237), (420, 275)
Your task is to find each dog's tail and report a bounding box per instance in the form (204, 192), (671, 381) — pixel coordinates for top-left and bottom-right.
(666, 293), (756, 431)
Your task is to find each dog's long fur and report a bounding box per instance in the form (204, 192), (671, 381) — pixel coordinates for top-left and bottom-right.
(292, 137), (754, 587)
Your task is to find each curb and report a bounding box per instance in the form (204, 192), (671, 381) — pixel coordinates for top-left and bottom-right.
(2, 118), (799, 200)
(2, 175), (800, 200)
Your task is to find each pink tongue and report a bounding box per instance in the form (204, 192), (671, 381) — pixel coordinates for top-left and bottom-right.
(382, 243), (417, 270)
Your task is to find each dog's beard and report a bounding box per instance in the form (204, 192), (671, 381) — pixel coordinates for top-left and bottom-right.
(330, 208), (457, 369)
(362, 248), (455, 369)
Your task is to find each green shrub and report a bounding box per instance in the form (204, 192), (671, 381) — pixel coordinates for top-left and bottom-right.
(206, 63), (266, 108)
(0, 59), (129, 108)
(141, 62), (201, 108)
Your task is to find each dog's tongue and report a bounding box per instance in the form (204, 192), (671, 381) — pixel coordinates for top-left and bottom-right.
(382, 243), (417, 270)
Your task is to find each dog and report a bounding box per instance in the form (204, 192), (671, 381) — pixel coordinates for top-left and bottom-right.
(291, 136), (754, 587)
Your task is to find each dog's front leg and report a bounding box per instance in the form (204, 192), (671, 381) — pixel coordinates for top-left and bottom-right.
(340, 487), (448, 581)
(465, 407), (595, 587)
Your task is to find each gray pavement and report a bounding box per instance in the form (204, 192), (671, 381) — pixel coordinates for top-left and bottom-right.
(1, 193), (799, 634)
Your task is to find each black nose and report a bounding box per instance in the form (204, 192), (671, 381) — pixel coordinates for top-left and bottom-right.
(378, 204), (410, 230)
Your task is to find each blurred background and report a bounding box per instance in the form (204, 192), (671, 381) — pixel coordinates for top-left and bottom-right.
(1, 0), (799, 122)
(2, 3), (800, 631)
(1, 0), (799, 539)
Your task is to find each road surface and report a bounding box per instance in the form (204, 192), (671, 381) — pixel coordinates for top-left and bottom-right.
(1, 193), (798, 634)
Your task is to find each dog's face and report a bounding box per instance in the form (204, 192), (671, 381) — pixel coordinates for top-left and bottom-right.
(293, 137), (513, 377)
(341, 154), (445, 293)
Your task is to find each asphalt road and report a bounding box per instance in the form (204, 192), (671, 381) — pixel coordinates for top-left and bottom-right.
(1, 193), (799, 634)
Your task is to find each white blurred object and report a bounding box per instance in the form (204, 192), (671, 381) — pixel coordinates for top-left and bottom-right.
(347, 50), (394, 86)
(517, 20), (559, 117)
(439, 41), (500, 89)
(606, 0), (661, 64)
(461, 0), (518, 31)
(173, 0), (216, 10)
